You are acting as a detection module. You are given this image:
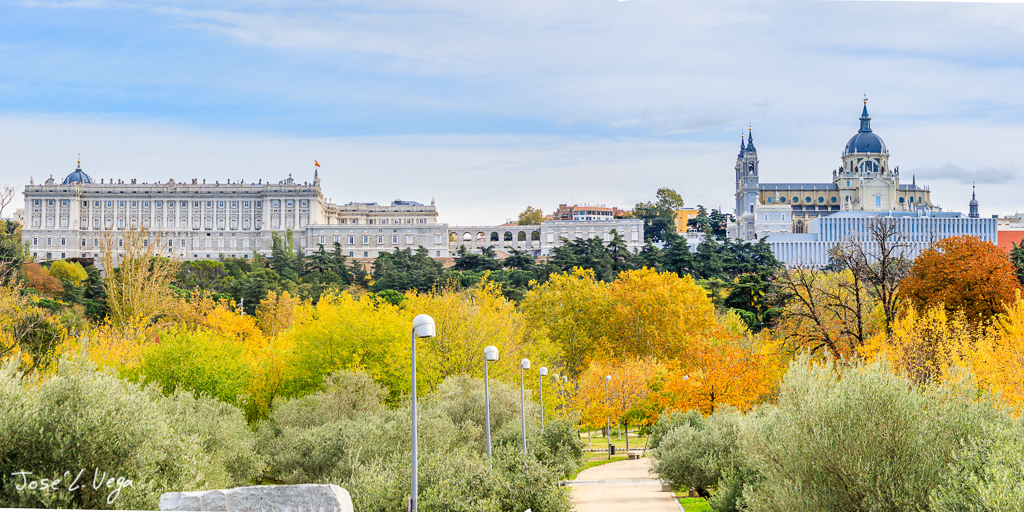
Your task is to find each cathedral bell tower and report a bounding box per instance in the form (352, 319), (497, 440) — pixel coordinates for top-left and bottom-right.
(734, 127), (760, 240)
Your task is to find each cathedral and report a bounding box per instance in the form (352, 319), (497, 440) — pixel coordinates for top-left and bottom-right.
(731, 100), (936, 240)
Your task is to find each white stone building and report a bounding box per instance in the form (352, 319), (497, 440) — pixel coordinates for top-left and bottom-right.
(22, 162), (644, 263)
(22, 163), (449, 262)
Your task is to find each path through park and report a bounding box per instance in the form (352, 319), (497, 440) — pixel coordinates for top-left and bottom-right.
(566, 458), (680, 512)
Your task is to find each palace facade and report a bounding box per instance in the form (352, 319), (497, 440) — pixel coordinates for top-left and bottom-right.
(22, 164), (644, 263)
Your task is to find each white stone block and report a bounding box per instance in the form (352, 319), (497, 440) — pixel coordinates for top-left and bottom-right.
(159, 484), (354, 512)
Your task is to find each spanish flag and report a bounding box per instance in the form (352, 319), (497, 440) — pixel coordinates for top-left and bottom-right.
(314, 160), (320, 167)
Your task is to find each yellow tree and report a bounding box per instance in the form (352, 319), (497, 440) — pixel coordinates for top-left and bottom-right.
(255, 290), (302, 337)
(405, 279), (557, 389)
(522, 268), (611, 378)
(279, 292), (410, 402)
(100, 226), (179, 331)
(859, 304), (976, 385)
(773, 268), (882, 360)
(974, 293), (1024, 411)
(604, 267), (720, 360)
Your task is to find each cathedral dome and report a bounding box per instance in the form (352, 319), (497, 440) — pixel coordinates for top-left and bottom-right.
(62, 161), (93, 185)
(843, 101), (887, 155)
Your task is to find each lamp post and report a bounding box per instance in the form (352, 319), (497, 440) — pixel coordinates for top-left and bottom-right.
(538, 367), (548, 431)
(520, 358), (531, 457)
(409, 314), (435, 512)
(604, 375), (612, 460)
(483, 345), (499, 465)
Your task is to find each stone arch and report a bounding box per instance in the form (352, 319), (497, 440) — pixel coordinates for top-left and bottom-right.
(477, 232), (486, 242)
(490, 232), (499, 241)
(463, 232), (472, 242)
(517, 231), (526, 242)
(504, 232), (513, 241)
(449, 232), (457, 242)
(531, 231), (540, 241)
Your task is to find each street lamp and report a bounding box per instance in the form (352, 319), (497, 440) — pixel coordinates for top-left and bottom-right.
(483, 345), (499, 465)
(410, 314), (435, 512)
(605, 375), (612, 460)
(520, 358), (531, 457)
(538, 367), (548, 431)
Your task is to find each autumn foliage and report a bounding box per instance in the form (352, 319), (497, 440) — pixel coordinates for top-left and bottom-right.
(901, 235), (1021, 323)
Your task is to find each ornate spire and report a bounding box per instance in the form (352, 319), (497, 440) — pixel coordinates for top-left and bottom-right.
(738, 132), (745, 157)
(969, 182), (979, 218)
(746, 126), (756, 151)
(860, 97), (872, 132)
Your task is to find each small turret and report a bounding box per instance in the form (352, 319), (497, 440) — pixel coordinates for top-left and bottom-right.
(969, 183), (979, 218)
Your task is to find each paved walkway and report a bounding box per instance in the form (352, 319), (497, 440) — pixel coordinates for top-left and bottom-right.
(566, 458), (680, 512)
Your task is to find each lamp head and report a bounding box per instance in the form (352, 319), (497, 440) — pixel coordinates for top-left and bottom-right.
(539, 367), (548, 376)
(562, 376), (568, 383)
(484, 345), (499, 361)
(552, 372), (559, 379)
(520, 358), (531, 370)
(412, 314), (435, 338)
(605, 375), (612, 382)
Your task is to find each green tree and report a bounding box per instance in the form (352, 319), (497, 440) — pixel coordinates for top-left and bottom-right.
(518, 206), (545, 225)
(452, 245), (503, 272)
(656, 187), (686, 210)
(371, 247), (445, 293)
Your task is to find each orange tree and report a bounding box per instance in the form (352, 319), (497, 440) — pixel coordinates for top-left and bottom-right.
(573, 357), (660, 439)
(653, 339), (776, 415)
(901, 235), (1020, 324)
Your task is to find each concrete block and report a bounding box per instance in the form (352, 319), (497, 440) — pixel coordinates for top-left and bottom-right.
(160, 484), (353, 512)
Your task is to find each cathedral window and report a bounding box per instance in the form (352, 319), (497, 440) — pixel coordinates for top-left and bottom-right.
(831, 197), (837, 203)
(818, 197), (824, 203)
(805, 197), (811, 203)
(909, 197), (914, 203)
(767, 197), (773, 203)
(792, 197), (799, 203)
(779, 197), (786, 203)
(875, 197), (882, 207)
(900, 197), (905, 203)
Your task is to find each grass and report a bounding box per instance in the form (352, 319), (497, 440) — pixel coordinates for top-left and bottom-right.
(570, 455), (628, 479)
(677, 496), (713, 512)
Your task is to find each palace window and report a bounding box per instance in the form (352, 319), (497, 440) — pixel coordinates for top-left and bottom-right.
(48, 200), (54, 206)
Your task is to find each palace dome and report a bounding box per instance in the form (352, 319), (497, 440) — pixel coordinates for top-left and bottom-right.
(843, 102), (887, 155)
(62, 161), (93, 185)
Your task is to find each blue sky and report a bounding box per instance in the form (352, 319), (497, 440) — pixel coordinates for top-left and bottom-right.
(1, 0), (1024, 223)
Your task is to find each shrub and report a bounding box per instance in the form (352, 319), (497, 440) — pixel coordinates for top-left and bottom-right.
(647, 409), (703, 450)
(258, 373), (574, 512)
(0, 358), (262, 509)
(740, 357), (1004, 512)
(651, 407), (742, 499)
(130, 328), (250, 408)
(930, 420), (1024, 511)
